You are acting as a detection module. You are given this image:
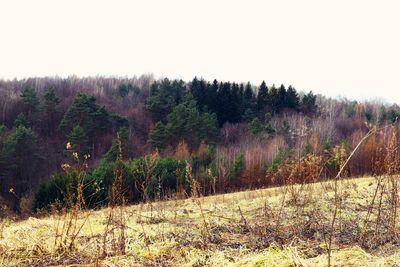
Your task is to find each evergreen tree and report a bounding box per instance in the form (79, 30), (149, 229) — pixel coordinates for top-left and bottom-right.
(285, 86), (300, 110)
(269, 85), (279, 114)
(146, 78), (185, 122)
(149, 122), (168, 150)
(277, 84), (287, 112)
(205, 80), (219, 114)
(190, 77), (207, 111)
(43, 87), (60, 135)
(249, 118), (263, 135)
(301, 91), (317, 114)
(1, 125), (42, 212)
(20, 87), (39, 123)
(103, 127), (131, 161)
(165, 94), (217, 147)
(257, 81), (269, 112)
(216, 82), (233, 126)
(244, 82), (255, 111)
(68, 125), (88, 156)
(264, 112), (275, 133)
(60, 93), (116, 156)
(14, 113), (29, 128)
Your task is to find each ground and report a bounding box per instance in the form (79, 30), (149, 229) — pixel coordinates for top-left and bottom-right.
(1, 177), (400, 266)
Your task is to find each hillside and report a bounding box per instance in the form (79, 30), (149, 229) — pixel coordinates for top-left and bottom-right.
(1, 176), (400, 266)
(1, 76), (400, 215)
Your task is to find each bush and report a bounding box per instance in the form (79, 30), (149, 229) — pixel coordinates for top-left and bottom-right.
(231, 153), (244, 180)
(32, 171), (100, 211)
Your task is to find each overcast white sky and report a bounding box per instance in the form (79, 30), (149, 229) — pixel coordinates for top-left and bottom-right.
(0, 0), (399, 103)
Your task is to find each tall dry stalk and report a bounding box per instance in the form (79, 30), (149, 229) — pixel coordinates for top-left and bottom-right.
(326, 128), (375, 267)
(54, 143), (90, 252)
(102, 133), (127, 257)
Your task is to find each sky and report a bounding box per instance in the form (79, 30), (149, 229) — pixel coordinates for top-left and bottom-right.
(0, 0), (399, 103)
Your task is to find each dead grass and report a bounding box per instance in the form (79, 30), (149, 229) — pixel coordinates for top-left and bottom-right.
(1, 177), (400, 266)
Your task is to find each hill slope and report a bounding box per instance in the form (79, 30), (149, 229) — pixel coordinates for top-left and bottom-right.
(1, 177), (400, 266)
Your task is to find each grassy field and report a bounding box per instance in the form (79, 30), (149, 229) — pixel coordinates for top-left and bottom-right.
(1, 177), (400, 266)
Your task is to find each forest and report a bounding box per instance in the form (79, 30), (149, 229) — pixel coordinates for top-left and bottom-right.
(0, 75), (399, 214)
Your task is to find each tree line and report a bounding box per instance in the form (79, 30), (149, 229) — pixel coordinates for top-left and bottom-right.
(1, 76), (400, 213)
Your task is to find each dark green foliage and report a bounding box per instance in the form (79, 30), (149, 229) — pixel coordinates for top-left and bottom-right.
(118, 83), (139, 98)
(231, 153), (244, 180)
(146, 78), (185, 122)
(60, 93), (110, 138)
(243, 82), (255, 113)
(32, 173), (67, 211)
(43, 87), (60, 135)
(387, 107), (400, 123)
(249, 118), (263, 135)
(126, 156), (187, 199)
(268, 147), (292, 173)
(285, 86), (300, 110)
(364, 107), (374, 123)
(14, 113), (29, 128)
(268, 85), (280, 114)
(257, 81), (268, 112)
(344, 101), (357, 118)
(301, 91), (317, 114)
(165, 95), (218, 147)
(149, 122), (167, 149)
(68, 125), (88, 155)
(20, 87), (40, 126)
(103, 127), (132, 162)
(60, 93), (124, 156)
(190, 77), (207, 111)
(277, 85), (287, 112)
(264, 113), (275, 133)
(1, 126), (42, 211)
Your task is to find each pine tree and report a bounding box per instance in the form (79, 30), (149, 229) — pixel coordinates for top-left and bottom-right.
(1, 125), (42, 212)
(269, 85), (279, 114)
(285, 86), (300, 110)
(257, 81), (269, 112)
(20, 87), (39, 123)
(68, 125), (88, 156)
(149, 122), (168, 149)
(249, 118), (263, 135)
(146, 78), (185, 122)
(43, 87), (60, 135)
(301, 91), (317, 114)
(103, 127), (131, 161)
(277, 84), (287, 112)
(14, 113), (29, 128)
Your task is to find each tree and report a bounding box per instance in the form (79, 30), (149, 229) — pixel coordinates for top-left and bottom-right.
(243, 82), (255, 113)
(103, 127), (132, 161)
(269, 85), (279, 114)
(277, 84), (287, 112)
(14, 113), (29, 128)
(146, 78), (185, 122)
(165, 94), (218, 148)
(301, 91), (317, 114)
(285, 86), (300, 110)
(60, 93), (117, 155)
(249, 118), (263, 135)
(68, 125), (88, 156)
(43, 87), (60, 135)
(149, 122), (168, 150)
(264, 112), (275, 133)
(190, 77), (207, 111)
(257, 81), (268, 112)
(1, 126), (42, 212)
(216, 82), (233, 126)
(20, 87), (39, 123)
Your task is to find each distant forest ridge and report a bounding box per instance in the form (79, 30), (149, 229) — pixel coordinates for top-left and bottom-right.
(0, 75), (399, 213)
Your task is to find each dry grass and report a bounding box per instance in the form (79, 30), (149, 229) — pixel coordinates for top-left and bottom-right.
(1, 177), (400, 266)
